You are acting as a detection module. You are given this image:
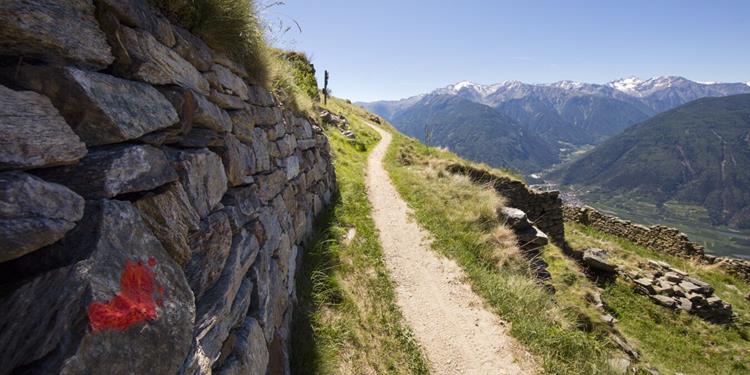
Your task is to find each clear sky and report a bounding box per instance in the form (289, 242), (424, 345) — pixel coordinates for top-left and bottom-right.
(266, 0), (750, 102)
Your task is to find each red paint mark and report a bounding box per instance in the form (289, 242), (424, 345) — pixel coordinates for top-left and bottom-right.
(87, 260), (163, 332)
(148, 257), (157, 267)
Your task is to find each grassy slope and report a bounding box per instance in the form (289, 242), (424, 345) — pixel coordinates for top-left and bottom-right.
(381, 129), (614, 375)
(291, 98), (428, 374)
(297, 98), (749, 374)
(557, 223), (750, 374)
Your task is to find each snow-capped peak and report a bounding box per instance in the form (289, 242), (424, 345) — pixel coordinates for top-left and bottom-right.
(451, 80), (477, 91)
(746, 81), (750, 87)
(607, 77), (645, 94)
(551, 80), (585, 90)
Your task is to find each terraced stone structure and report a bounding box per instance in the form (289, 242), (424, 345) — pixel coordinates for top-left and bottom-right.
(0, 1), (335, 374)
(624, 260), (734, 324)
(563, 205), (750, 283)
(446, 163), (565, 244)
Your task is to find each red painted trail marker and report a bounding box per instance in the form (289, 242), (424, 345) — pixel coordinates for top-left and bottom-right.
(87, 259), (164, 332)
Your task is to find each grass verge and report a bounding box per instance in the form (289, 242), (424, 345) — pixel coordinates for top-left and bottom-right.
(290, 98), (428, 374)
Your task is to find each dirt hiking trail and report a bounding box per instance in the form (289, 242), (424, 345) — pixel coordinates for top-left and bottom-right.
(364, 123), (537, 374)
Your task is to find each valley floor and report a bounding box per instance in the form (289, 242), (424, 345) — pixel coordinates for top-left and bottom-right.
(365, 122), (537, 374)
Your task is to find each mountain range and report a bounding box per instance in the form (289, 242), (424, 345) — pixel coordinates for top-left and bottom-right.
(360, 77), (750, 172)
(548, 93), (750, 230)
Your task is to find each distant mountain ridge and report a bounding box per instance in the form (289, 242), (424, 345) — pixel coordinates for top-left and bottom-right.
(359, 76), (750, 172)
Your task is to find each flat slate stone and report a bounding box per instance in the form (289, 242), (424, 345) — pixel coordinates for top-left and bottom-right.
(0, 172), (84, 262)
(582, 248), (617, 273)
(214, 133), (256, 187)
(9, 66), (179, 146)
(0, 84), (87, 170)
(0, 0), (114, 69)
(96, 0), (175, 47)
(173, 26), (213, 71)
(135, 182), (201, 266)
(214, 317), (268, 375)
(205, 64), (249, 100)
(0, 200), (194, 375)
(117, 26), (210, 95)
(167, 148), (228, 218)
(180, 229), (259, 374)
(186, 210), (233, 302)
(35, 144), (177, 199)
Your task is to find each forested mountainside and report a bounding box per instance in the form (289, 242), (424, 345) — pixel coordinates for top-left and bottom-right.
(393, 94), (558, 173)
(550, 94), (750, 230)
(361, 77), (750, 172)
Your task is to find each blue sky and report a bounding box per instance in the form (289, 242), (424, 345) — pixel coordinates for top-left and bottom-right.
(267, 0), (750, 102)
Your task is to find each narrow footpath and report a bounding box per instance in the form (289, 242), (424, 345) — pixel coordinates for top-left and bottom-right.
(364, 123), (537, 374)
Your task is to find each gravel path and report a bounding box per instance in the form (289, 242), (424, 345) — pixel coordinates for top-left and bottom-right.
(364, 123), (537, 374)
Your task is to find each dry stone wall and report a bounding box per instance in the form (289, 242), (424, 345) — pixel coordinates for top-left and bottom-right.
(0, 1), (335, 374)
(564, 205), (750, 283)
(446, 164), (565, 244)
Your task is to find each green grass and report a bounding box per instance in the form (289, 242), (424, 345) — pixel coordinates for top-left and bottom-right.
(379, 128), (614, 374)
(149, 0), (317, 115)
(563, 222), (750, 374)
(150, 0), (269, 84)
(290, 98), (428, 374)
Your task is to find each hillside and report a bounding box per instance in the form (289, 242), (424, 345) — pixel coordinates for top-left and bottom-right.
(361, 77), (750, 171)
(551, 94), (750, 230)
(392, 94), (558, 173)
(301, 97), (750, 374)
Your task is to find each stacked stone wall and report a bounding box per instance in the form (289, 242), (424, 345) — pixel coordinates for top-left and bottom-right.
(0, 1), (335, 374)
(446, 164), (565, 244)
(563, 205), (750, 283)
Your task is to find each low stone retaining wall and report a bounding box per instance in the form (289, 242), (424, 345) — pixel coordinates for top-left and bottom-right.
(564, 205), (750, 283)
(447, 164), (565, 244)
(0, 1), (335, 374)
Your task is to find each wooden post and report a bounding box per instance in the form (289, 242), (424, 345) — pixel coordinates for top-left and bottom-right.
(323, 70), (329, 105)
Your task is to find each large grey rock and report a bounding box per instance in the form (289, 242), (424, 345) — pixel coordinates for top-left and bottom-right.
(173, 26), (213, 71)
(229, 109), (255, 143)
(515, 225), (549, 250)
(251, 105), (283, 127)
(193, 92), (232, 133)
(214, 134), (256, 187)
(0, 85), (87, 170)
(36, 144), (177, 199)
(205, 64), (249, 100)
(247, 85), (276, 107)
(0, 200), (194, 375)
(8, 66), (178, 146)
(221, 185), (262, 230)
(0, 0), (113, 69)
(178, 128), (227, 148)
(582, 248), (618, 273)
(96, 0), (175, 47)
(256, 170), (288, 202)
(186, 210), (233, 302)
(135, 182), (201, 266)
(252, 127), (272, 172)
(0, 172), (84, 262)
(498, 206), (531, 231)
(209, 90), (246, 110)
(214, 317), (268, 375)
(167, 148), (228, 218)
(117, 26), (210, 95)
(180, 229), (259, 374)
